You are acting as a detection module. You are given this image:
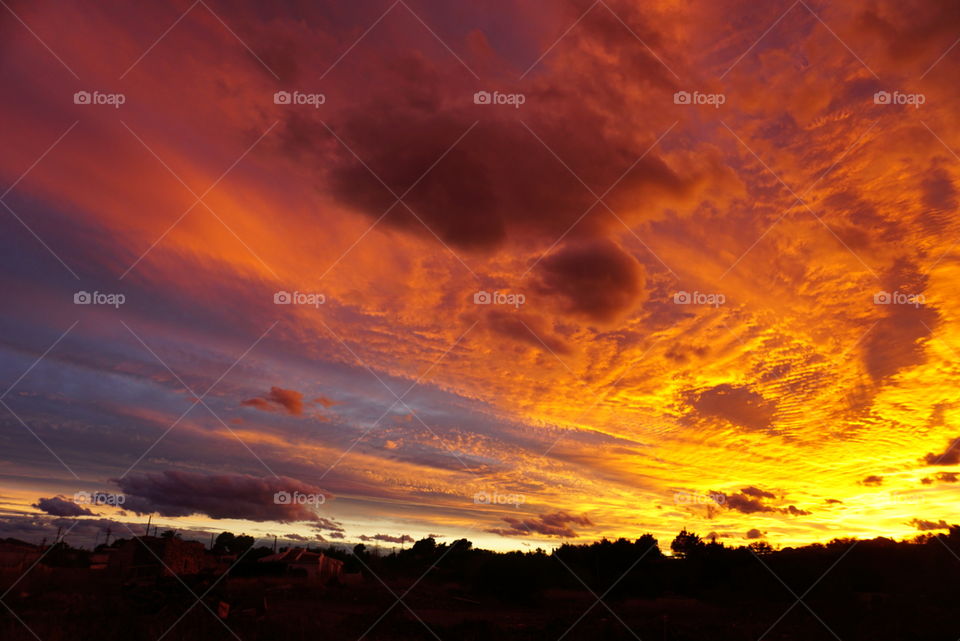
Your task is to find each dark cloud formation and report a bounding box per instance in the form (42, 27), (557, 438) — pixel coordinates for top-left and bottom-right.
(358, 533), (414, 544)
(32, 496), (95, 517)
(486, 310), (572, 355)
(534, 238), (646, 324)
(909, 519), (952, 531)
(923, 437), (960, 466)
(712, 488), (810, 517)
(860, 475), (884, 487)
(487, 511), (593, 538)
(242, 386), (305, 416)
(740, 486), (776, 499)
(114, 471), (335, 524)
(692, 384), (777, 431)
(862, 261), (937, 382)
(825, 499), (843, 504)
(921, 472), (959, 485)
(745, 528), (763, 539)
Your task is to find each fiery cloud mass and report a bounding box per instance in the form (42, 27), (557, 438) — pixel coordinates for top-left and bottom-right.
(2, 0), (960, 559)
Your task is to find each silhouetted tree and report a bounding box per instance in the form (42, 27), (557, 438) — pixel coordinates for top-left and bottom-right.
(670, 529), (705, 558)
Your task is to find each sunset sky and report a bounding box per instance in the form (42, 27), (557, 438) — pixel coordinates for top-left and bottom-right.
(2, 0), (960, 552)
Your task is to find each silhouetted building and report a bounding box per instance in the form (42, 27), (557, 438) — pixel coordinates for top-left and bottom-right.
(257, 548), (343, 582)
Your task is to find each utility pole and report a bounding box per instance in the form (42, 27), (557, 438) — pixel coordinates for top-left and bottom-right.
(146, 514), (152, 537)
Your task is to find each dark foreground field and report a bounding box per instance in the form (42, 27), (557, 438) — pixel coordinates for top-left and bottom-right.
(4, 530), (960, 640)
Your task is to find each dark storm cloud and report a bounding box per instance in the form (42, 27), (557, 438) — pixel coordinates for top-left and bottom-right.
(921, 472), (959, 485)
(114, 470), (335, 524)
(923, 437), (960, 466)
(712, 488), (810, 517)
(860, 475), (884, 487)
(487, 511), (593, 538)
(534, 238), (646, 324)
(863, 261), (938, 382)
(909, 518), (952, 531)
(691, 384), (777, 431)
(745, 528), (763, 539)
(32, 496), (95, 517)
